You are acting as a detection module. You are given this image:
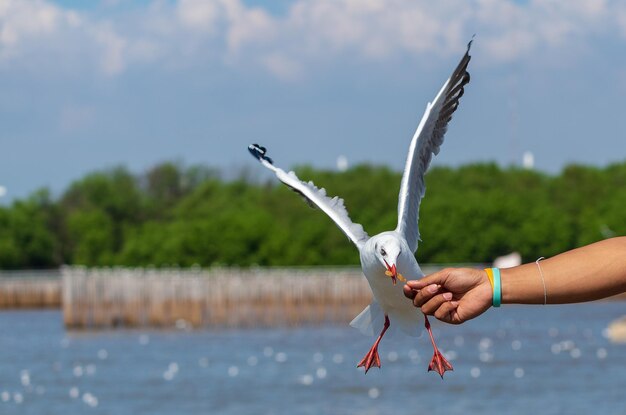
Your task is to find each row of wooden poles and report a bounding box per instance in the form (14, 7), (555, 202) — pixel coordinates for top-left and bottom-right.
(2, 266), (435, 329)
(3, 266), (626, 329)
(0, 270), (62, 309)
(61, 267), (382, 329)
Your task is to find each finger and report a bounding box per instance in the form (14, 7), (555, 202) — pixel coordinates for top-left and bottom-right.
(412, 284), (441, 307)
(421, 291), (454, 315)
(403, 284), (416, 299)
(434, 301), (460, 324)
(406, 268), (452, 290)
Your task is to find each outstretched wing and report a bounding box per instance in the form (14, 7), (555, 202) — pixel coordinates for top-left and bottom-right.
(396, 39), (473, 253)
(248, 144), (369, 247)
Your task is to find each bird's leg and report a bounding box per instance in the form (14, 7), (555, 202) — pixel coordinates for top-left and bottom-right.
(357, 315), (390, 374)
(424, 315), (453, 378)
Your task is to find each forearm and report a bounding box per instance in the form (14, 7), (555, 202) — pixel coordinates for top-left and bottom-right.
(502, 237), (626, 304)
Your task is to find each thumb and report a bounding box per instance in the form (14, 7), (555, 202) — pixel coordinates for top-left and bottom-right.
(405, 268), (451, 290)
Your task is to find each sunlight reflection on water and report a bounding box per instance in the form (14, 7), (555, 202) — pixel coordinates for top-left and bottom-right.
(0, 304), (625, 415)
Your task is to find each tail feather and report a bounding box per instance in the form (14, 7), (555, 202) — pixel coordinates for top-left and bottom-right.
(351, 300), (423, 337)
(350, 301), (384, 336)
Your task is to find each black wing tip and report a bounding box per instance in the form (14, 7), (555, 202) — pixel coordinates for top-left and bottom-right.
(467, 34), (475, 52)
(248, 143), (273, 165)
(458, 35), (474, 70)
(448, 36), (474, 89)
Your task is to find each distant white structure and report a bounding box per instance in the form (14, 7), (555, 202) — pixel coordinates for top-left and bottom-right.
(493, 252), (522, 269)
(522, 151), (534, 170)
(0, 186), (6, 198)
(336, 155), (349, 172)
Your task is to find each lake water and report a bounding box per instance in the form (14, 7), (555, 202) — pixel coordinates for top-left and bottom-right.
(0, 305), (625, 415)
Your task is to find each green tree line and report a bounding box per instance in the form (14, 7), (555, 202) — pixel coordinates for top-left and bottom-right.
(1, 160), (625, 269)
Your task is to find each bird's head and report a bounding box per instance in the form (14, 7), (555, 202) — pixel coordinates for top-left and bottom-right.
(373, 236), (406, 285)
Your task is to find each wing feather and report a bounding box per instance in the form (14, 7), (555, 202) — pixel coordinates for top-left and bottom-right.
(248, 144), (369, 247)
(396, 40), (473, 253)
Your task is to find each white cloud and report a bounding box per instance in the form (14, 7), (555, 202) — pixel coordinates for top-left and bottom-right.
(615, 3), (626, 37)
(262, 52), (302, 81)
(0, 0), (625, 79)
(0, 0), (67, 58)
(225, 4), (275, 56)
(473, 0), (616, 61)
(91, 23), (127, 75)
(177, 0), (221, 32)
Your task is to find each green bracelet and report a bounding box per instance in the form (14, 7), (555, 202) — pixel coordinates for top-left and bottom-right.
(492, 267), (502, 307)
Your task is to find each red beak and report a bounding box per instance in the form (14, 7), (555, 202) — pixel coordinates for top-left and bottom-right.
(383, 259), (397, 285)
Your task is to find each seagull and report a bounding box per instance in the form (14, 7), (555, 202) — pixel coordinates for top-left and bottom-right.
(248, 40), (472, 378)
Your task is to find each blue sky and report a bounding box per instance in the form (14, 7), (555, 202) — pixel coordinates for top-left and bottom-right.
(1, 0), (626, 201)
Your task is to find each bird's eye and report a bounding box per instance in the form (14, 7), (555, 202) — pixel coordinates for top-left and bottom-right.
(380, 248), (387, 256)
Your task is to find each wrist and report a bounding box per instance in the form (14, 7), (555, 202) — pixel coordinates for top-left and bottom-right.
(484, 268), (502, 307)
(501, 263), (542, 304)
(478, 270), (494, 308)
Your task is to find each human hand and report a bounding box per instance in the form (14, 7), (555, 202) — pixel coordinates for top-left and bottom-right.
(403, 268), (493, 325)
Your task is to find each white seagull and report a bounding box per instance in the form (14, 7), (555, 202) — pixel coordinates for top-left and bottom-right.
(248, 40), (472, 378)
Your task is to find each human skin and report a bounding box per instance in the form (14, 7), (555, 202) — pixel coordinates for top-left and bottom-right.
(403, 237), (626, 325)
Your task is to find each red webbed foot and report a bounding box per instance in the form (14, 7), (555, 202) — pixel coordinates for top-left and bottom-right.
(357, 346), (381, 374)
(428, 350), (453, 378)
(424, 315), (453, 378)
(357, 315), (390, 374)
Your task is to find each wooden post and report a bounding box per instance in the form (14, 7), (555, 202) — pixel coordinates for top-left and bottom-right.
(59, 266), (387, 329)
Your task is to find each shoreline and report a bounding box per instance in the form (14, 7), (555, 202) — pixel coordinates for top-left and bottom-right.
(1, 267), (624, 329)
